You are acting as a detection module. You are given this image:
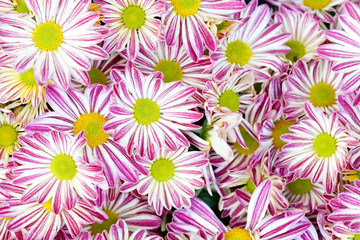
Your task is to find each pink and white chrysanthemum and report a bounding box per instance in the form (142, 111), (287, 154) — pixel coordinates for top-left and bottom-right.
(0, 0), (108, 90)
(96, 0), (165, 60)
(164, 0), (245, 62)
(104, 62), (203, 160)
(0, 110), (24, 167)
(318, 1), (360, 92)
(12, 131), (106, 214)
(276, 103), (357, 193)
(0, 50), (45, 107)
(25, 84), (147, 187)
(274, 7), (325, 64)
(283, 59), (346, 119)
(0, 0), (30, 13)
(121, 41), (212, 91)
(79, 219), (162, 240)
(0, 196), (107, 239)
(209, 4), (291, 81)
(0, 217), (23, 240)
(121, 147), (208, 215)
(203, 69), (254, 115)
(82, 188), (161, 237)
(168, 180), (311, 240)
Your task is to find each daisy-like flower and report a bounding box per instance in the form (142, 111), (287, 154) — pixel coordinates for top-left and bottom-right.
(318, 1), (360, 93)
(0, 0), (109, 90)
(0, 0), (30, 13)
(209, 4), (291, 81)
(0, 110), (24, 167)
(0, 217), (23, 240)
(276, 103), (358, 193)
(96, 0), (165, 60)
(0, 50), (45, 107)
(104, 62), (203, 159)
(283, 59), (346, 119)
(164, 0), (245, 62)
(284, 177), (333, 214)
(121, 147), (208, 215)
(168, 180), (312, 240)
(12, 131), (106, 214)
(25, 84), (146, 187)
(121, 41), (212, 91)
(274, 7), (325, 64)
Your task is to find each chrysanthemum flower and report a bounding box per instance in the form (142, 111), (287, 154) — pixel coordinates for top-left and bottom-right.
(0, 217), (23, 240)
(168, 180), (311, 240)
(121, 41), (212, 91)
(284, 59), (346, 119)
(274, 8), (325, 64)
(318, 1), (360, 92)
(277, 103), (357, 193)
(164, 0), (245, 62)
(0, 51), (45, 107)
(0, 0), (108, 90)
(25, 84), (146, 187)
(0, 0), (30, 13)
(104, 62), (203, 159)
(0, 111), (24, 167)
(209, 4), (291, 81)
(96, 0), (165, 60)
(121, 147), (208, 215)
(12, 131), (106, 214)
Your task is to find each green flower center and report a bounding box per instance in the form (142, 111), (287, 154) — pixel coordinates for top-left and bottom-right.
(354, 234), (360, 240)
(219, 90), (240, 112)
(90, 209), (119, 235)
(245, 177), (256, 194)
(171, 0), (201, 17)
(20, 68), (37, 86)
(32, 21), (63, 51)
(303, 0), (331, 10)
(313, 133), (337, 158)
(133, 99), (160, 126)
(14, 0), (30, 14)
(233, 127), (259, 155)
(285, 40), (305, 62)
(226, 41), (253, 66)
(0, 125), (18, 147)
(73, 112), (109, 148)
(51, 154), (77, 181)
(224, 228), (252, 240)
(88, 67), (107, 85)
(153, 60), (183, 83)
(286, 178), (313, 195)
(272, 120), (295, 150)
(309, 82), (336, 108)
(122, 6), (146, 29)
(150, 158), (175, 182)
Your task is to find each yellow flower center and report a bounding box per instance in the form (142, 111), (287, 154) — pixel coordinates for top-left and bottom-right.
(88, 67), (107, 85)
(224, 228), (252, 240)
(354, 234), (360, 240)
(153, 60), (183, 83)
(313, 133), (337, 158)
(43, 198), (53, 212)
(272, 120), (295, 150)
(285, 40), (306, 62)
(219, 90), (240, 112)
(32, 21), (63, 51)
(133, 99), (160, 126)
(0, 124), (18, 147)
(73, 112), (109, 148)
(14, 0), (30, 13)
(90, 209), (119, 235)
(233, 127), (259, 155)
(303, 0), (331, 10)
(51, 154), (77, 180)
(226, 41), (253, 66)
(20, 68), (38, 86)
(245, 177), (256, 194)
(150, 158), (175, 182)
(309, 82), (336, 108)
(122, 6), (146, 29)
(286, 178), (313, 195)
(171, 0), (201, 17)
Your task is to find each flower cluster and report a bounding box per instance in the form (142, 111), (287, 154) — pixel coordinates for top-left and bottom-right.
(1, 0), (360, 239)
